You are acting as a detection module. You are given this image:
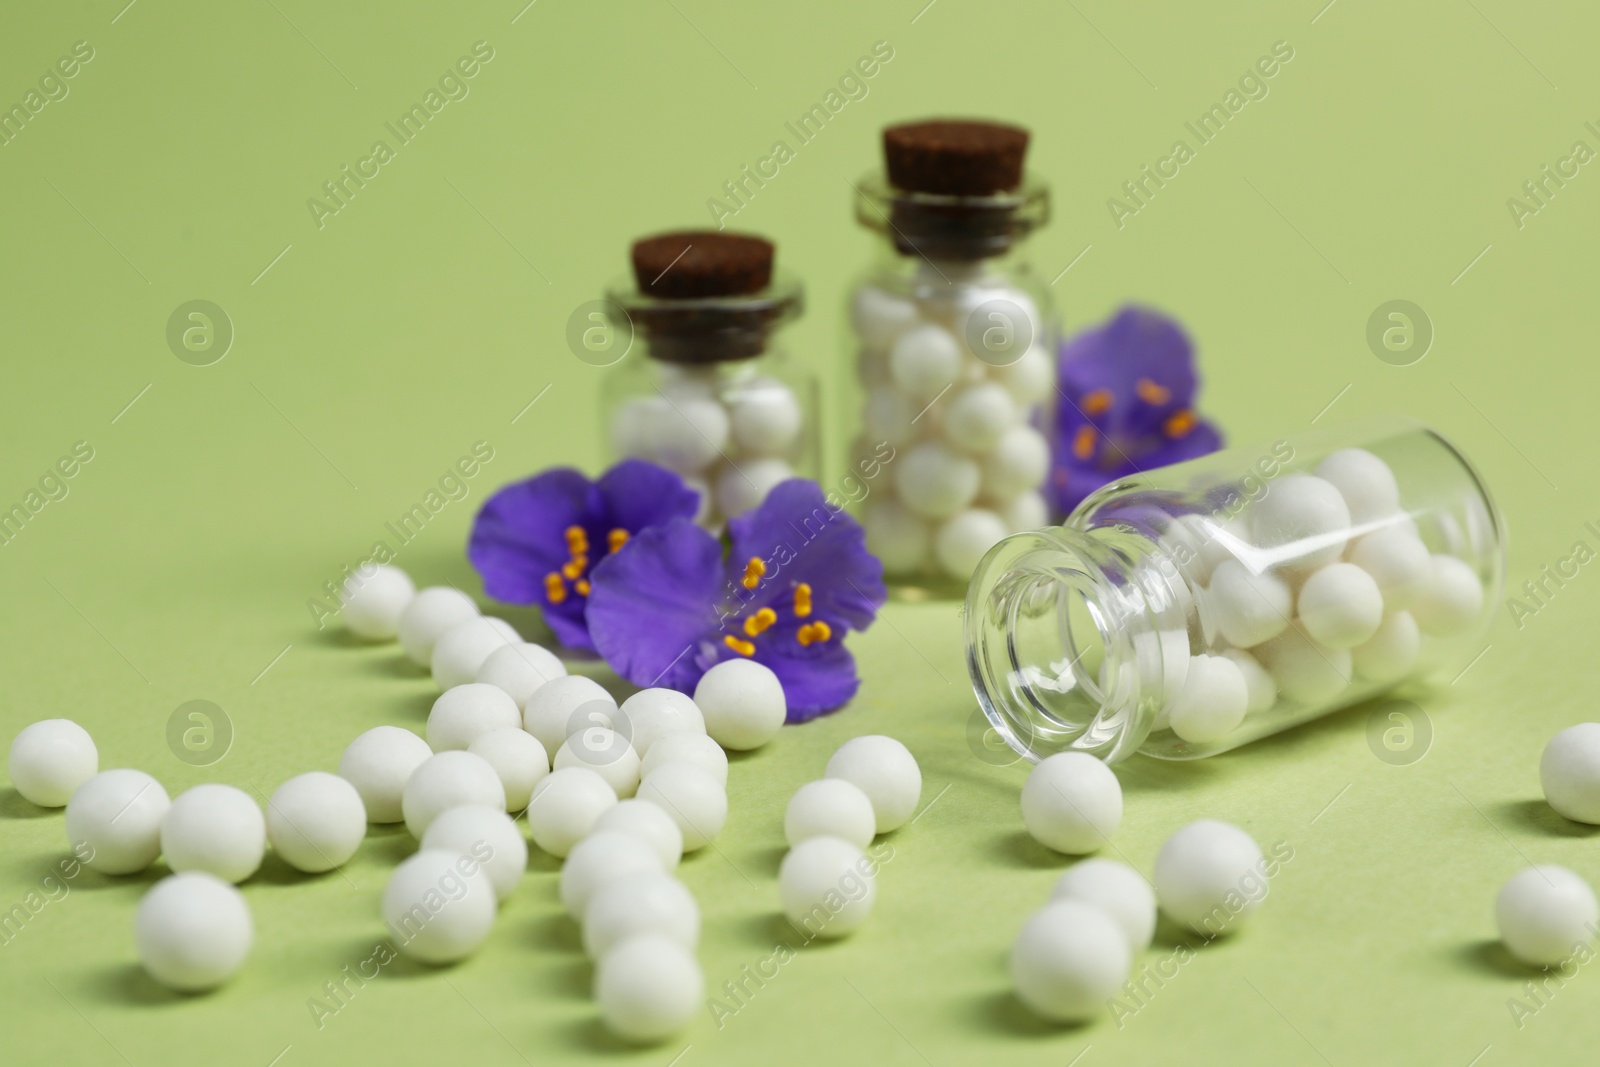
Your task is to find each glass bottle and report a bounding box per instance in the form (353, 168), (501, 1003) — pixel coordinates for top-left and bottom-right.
(965, 417), (1505, 763)
(603, 232), (814, 528)
(843, 120), (1058, 596)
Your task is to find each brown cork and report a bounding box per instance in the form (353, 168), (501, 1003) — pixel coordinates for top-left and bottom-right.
(630, 231), (774, 299)
(883, 119), (1030, 196)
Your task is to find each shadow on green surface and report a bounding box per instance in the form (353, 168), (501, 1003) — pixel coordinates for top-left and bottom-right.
(363, 824), (419, 867)
(968, 989), (1089, 1038)
(1454, 937), (1538, 978)
(986, 830), (1070, 870)
(558, 1015), (660, 1055)
(82, 963), (188, 1007)
(1495, 798), (1600, 839)
(0, 788), (54, 819)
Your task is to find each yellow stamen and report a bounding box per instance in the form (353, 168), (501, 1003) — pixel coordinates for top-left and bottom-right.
(1136, 378), (1171, 406)
(562, 557), (587, 581)
(741, 556), (767, 590)
(608, 528), (629, 553)
(564, 525), (589, 553)
(1073, 425), (1097, 461)
(724, 635), (756, 657)
(797, 621), (833, 646)
(1082, 389), (1113, 416)
(1163, 409), (1196, 438)
(744, 608), (778, 637)
(575, 579), (590, 596)
(544, 573), (567, 604)
(793, 583), (813, 618)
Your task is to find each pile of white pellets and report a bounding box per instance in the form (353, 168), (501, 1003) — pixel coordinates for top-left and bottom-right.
(849, 267), (1055, 580)
(610, 368), (806, 526)
(1004, 740), (1600, 1021)
(5, 562), (932, 1044)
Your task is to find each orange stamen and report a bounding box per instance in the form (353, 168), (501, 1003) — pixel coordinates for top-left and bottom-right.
(793, 583), (813, 618)
(1136, 378), (1171, 405)
(744, 608), (778, 637)
(544, 573), (567, 604)
(1082, 389), (1113, 416)
(607, 528), (629, 553)
(1073, 425), (1097, 461)
(575, 579), (590, 596)
(724, 635), (756, 657)
(1163, 409), (1196, 438)
(562, 557), (587, 581)
(741, 556), (767, 590)
(797, 621), (833, 646)
(564, 525), (589, 553)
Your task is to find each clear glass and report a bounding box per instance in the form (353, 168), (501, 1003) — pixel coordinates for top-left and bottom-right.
(603, 275), (817, 529)
(965, 417), (1505, 763)
(843, 174), (1058, 597)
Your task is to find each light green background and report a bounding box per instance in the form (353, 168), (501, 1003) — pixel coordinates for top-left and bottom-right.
(2, 1), (1596, 1064)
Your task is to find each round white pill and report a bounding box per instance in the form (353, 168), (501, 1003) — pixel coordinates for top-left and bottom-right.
(1167, 654), (1249, 744)
(982, 425), (1051, 499)
(934, 508), (1010, 578)
(341, 564), (415, 640)
(618, 688), (706, 756)
(1496, 865), (1599, 966)
(1314, 448), (1400, 524)
(785, 779), (877, 849)
(825, 735), (922, 833)
(778, 835), (876, 939)
(426, 683), (522, 752)
(1256, 625), (1352, 706)
(560, 829), (665, 918)
(524, 675), (617, 756)
(1020, 752), (1122, 854)
(422, 804), (527, 902)
(863, 499), (933, 574)
(1540, 723), (1600, 824)
(1011, 900), (1130, 1022)
(431, 616), (519, 690)
(852, 285), (921, 350)
(265, 772), (366, 873)
(595, 934), (704, 1044)
(583, 872), (699, 959)
(640, 732), (728, 786)
(66, 769), (171, 874)
(715, 457), (795, 519)
(1351, 611), (1421, 682)
(555, 727), (642, 799)
(1154, 820), (1267, 934)
(402, 751), (505, 838)
(1297, 562), (1384, 649)
(639, 394), (729, 474)
(339, 726), (433, 824)
(889, 323), (963, 400)
(474, 641), (566, 707)
(1411, 554), (1485, 635)
(1249, 474), (1351, 570)
(943, 383), (1018, 453)
(398, 586), (480, 665)
(1219, 648), (1278, 714)
(637, 763), (726, 852)
(593, 799), (684, 870)
(1052, 859), (1157, 953)
(1348, 527), (1432, 610)
(161, 784), (265, 884)
(8, 719), (97, 807)
(383, 848), (498, 964)
(999, 490), (1050, 534)
(896, 441), (981, 520)
(729, 377), (802, 456)
(863, 386), (918, 449)
(693, 658), (786, 751)
(136, 872), (253, 992)
(527, 767), (617, 857)
(467, 728), (549, 812)
(991, 343), (1053, 405)
(1205, 560), (1291, 648)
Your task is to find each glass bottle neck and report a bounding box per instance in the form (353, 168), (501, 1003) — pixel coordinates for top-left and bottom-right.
(964, 524), (1191, 763)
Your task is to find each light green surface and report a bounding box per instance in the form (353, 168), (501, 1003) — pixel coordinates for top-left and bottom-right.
(2, 1), (1596, 1064)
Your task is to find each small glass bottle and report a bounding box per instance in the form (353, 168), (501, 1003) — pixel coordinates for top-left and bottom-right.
(965, 417), (1505, 763)
(843, 120), (1057, 595)
(605, 231), (814, 527)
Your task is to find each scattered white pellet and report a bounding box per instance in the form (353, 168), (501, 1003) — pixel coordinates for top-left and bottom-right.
(266, 772), (366, 873)
(397, 587), (480, 665)
(1314, 448), (1400, 524)
(825, 735), (922, 834)
(895, 442), (981, 520)
(135, 872), (253, 992)
(785, 779), (877, 849)
(474, 641), (566, 707)
(524, 675), (617, 756)
(401, 751), (506, 839)
(889, 323), (963, 401)
(1495, 865), (1599, 967)
(639, 732), (728, 786)
(1348, 527), (1432, 610)
(1020, 752), (1122, 854)
(422, 804), (527, 902)
(431, 617), (519, 690)
(1410, 554), (1485, 635)
(1153, 820), (1266, 934)
(991, 344), (1054, 406)
(1350, 611), (1421, 682)
(8, 719), (97, 808)
(1051, 859), (1157, 953)
(1297, 562), (1385, 649)
(943, 382), (1018, 452)
(467, 728), (549, 812)
(934, 508), (1010, 577)
(1167, 654), (1249, 744)
(340, 564), (415, 640)
(1010, 900), (1131, 1023)
(65, 769), (171, 874)
(981, 425), (1051, 501)
(527, 767), (618, 858)
(583, 872), (700, 959)
(594, 934), (704, 1044)
(728, 377), (802, 456)
(560, 830), (665, 918)
(1249, 473), (1351, 570)
(778, 835), (876, 939)
(1219, 648), (1278, 714)
(693, 658), (785, 751)
(339, 726), (433, 824)
(383, 848), (498, 963)
(160, 784), (266, 884)
(426, 684), (522, 752)
(592, 799), (684, 870)
(851, 286), (921, 350)
(1255, 625), (1352, 706)
(618, 688), (706, 756)
(637, 763), (726, 852)
(554, 728), (642, 799)
(1540, 723), (1600, 825)
(1205, 560), (1291, 649)
(638, 394), (729, 475)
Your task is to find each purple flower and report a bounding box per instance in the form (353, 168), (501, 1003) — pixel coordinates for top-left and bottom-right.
(586, 479), (886, 721)
(1049, 306), (1223, 516)
(468, 460), (702, 652)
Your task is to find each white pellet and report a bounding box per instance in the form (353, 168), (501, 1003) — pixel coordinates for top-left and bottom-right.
(889, 323), (963, 401)
(862, 386), (919, 449)
(1010, 900), (1131, 1023)
(401, 751), (506, 839)
(934, 508), (1010, 577)
(467, 728), (549, 812)
(715, 457), (794, 520)
(265, 772), (366, 873)
(398, 586), (480, 665)
(1350, 610), (1421, 682)
(1153, 819), (1267, 934)
(554, 727), (642, 799)
(1249, 474), (1351, 570)
(693, 658), (786, 751)
(1314, 448), (1401, 524)
(640, 732), (728, 787)
(160, 784), (266, 884)
(422, 804), (527, 902)
(340, 564), (415, 640)
(1410, 554), (1485, 635)
(1348, 527), (1432, 610)
(981, 425), (1051, 499)
(785, 778), (876, 849)
(991, 344), (1054, 406)
(1020, 752), (1122, 854)
(426, 683), (522, 752)
(728, 377), (802, 456)
(999, 490), (1050, 534)
(594, 934), (704, 1044)
(1166, 654), (1249, 745)
(1540, 723), (1600, 825)
(1296, 562), (1385, 649)
(1255, 624), (1352, 706)
(825, 735), (921, 833)
(583, 872), (699, 959)
(527, 767), (617, 858)
(593, 799), (684, 870)
(636, 763), (726, 852)
(474, 641), (566, 707)
(65, 769), (171, 875)
(431, 616), (519, 690)
(524, 675), (617, 756)
(851, 285), (921, 350)
(896, 441), (981, 520)
(8, 719), (97, 808)
(383, 848), (498, 963)
(136, 872), (253, 992)
(339, 726), (433, 824)
(863, 498), (934, 574)
(1051, 859), (1157, 953)
(559, 830), (665, 918)
(1496, 865), (1599, 967)
(778, 836), (876, 939)
(1220, 648), (1277, 714)
(637, 394), (729, 475)
(1205, 560), (1291, 648)
(943, 383), (1019, 453)
(618, 688), (706, 756)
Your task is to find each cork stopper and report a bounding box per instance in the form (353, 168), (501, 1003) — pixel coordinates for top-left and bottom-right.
(883, 120), (1030, 196)
(630, 231), (774, 300)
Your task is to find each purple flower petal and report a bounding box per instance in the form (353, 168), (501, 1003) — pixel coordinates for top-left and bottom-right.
(595, 459), (703, 533)
(759, 640), (862, 722)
